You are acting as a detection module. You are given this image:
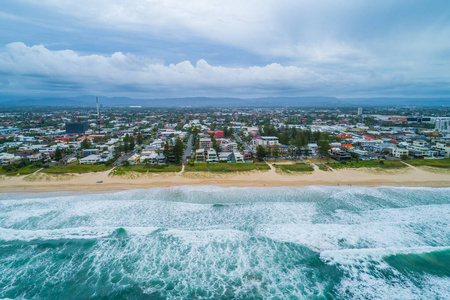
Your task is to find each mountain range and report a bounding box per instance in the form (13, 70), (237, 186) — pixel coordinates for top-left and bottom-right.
(0, 96), (448, 108)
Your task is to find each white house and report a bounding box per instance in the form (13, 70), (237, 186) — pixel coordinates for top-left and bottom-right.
(79, 155), (100, 165)
(391, 147), (409, 158)
(233, 152), (244, 163)
(206, 149), (218, 163)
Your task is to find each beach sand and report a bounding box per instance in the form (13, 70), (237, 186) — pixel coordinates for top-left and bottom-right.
(0, 164), (449, 193)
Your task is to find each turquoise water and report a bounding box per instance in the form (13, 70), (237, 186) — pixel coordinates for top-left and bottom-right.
(0, 186), (449, 299)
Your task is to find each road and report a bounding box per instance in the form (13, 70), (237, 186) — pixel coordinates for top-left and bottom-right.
(182, 134), (194, 163)
(233, 132), (253, 153)
(114, 139), (152, 166)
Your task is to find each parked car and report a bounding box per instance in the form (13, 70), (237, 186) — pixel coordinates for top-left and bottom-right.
(96, 180), (103, 183)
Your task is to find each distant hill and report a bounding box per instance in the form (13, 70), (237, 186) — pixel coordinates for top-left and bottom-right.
(0, 95), (448, 108)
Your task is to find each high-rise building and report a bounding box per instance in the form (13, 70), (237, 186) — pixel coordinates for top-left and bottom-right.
(65, 122), (88, 134)
(357, 107), (363, 116)
(435, 117), (450, 133)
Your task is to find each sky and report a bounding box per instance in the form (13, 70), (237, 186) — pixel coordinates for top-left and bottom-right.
(0, 0), (449, 99)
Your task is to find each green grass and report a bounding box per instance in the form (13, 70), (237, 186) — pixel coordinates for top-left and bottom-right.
(406, 158), (450, 169)
(41, 165), (112, 174)
(328, 160), (406, 170)
(111, 164), (182, 175)
(274, 164), (314, 173)
(185, 162), (270, 172)
(317, 163), (331, 171)
(0, 165), (41, 176)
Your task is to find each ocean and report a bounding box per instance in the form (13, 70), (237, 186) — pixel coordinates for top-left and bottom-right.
(0, 186), (449, 299)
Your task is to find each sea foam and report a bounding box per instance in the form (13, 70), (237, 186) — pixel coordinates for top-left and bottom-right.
(0, 186), (449, 299)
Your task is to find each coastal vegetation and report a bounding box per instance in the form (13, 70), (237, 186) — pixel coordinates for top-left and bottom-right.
(185, 162), (270, 172)
(111, 164), (182, 176)
(328, 160), (406, 170)
(41, 165), (112, 174)
(406, 158), (450, 169)
(317, 164), (331, 171)
(0, 164), (41, 176)
(273, 163), (314, 173)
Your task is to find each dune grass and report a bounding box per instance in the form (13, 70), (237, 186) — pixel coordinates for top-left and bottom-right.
(41, 165), (112, 174)
(317, 164), (331, 171)
(274, 164), (314, 173)
(328, 160), (406, 170)
(406, 158), (450, 169)
(111, 164), (182, 176)
(185, 162), (270, 172)
(0, 165), (41, 176)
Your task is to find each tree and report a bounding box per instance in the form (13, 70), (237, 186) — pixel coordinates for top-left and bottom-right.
(80, 138), (91, 149)
(279, 130), (290, 145)
(173, 138), (185, 164)
(136, 133), (143, 145)
(129, 136), (135, 151)
(163, 142), (171, 163)
(318, 140), (331, 158)
(54, 147), (62, 161)
(223, 127), (230, 137)
(256, 145), (266, 161)
(212, 136), (221, 153)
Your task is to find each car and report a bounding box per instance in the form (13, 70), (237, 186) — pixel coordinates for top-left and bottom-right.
(96, 180), (103, 183)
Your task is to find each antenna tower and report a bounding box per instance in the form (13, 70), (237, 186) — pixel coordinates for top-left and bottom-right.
(96, 97), (101, 133)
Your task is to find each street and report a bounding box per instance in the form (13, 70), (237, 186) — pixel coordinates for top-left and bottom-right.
(182, 134), (194, 163)
(233, 132), (253, 153)
(114, 139), (152, 166)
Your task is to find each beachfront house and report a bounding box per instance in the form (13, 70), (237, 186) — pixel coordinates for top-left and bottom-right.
(206, 149), (218, 163)
(435, 142), (450, 157)
(391, 147), (409, 158)
(233, 152), (244, 163)
(0, 153), (21, 165)
(79, 154), (100, 165)
(99, 151), (113, 163)
(128, 154), (140, 165)
(195, 149), (206, 162)
(218, 152), (233, 162)
(330, 148), (352, 161)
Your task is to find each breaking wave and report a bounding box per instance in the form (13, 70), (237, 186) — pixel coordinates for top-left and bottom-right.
(0, 186), (449, 299)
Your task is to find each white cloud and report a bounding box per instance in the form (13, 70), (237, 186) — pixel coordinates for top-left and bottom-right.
(0, 42), (328, 96)
(2, 42), (448, 98)
(15, 0), (450, 68)
(3, 1), (450, 97)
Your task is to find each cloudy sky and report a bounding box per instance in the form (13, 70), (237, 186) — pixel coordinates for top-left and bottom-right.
(1, 0), (449, 99)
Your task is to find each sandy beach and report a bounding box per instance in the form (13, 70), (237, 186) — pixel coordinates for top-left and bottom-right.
(1, 164), (449, 193)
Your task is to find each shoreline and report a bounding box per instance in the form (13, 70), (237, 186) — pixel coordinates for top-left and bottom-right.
(0, 166), (449, 193)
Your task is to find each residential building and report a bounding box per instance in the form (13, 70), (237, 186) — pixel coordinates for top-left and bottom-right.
(83, 149), (99, 156)
(0, 153), (21, 165)
(195, 149), (206, 162)
(218, 152), (233, 162)
(435, 117), (450, 133)
(330, 148), (352, 161)
(128, 154), (140, 165)
(79, 154), (100, 165)
(233, 152), (244, 163)
(206, 148), (218, 163)
(65, 122), (88, 134)
(200, 138), (213, 149)
(435, 142), (450, 157)
(391, 147), (409, 158)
